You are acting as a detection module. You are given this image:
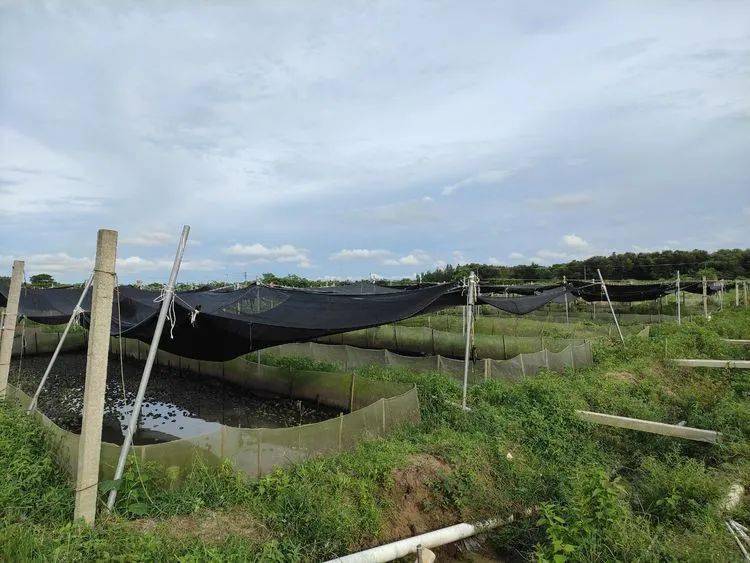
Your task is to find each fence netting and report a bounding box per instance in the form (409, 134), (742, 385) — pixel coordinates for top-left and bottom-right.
(5, 335), (420, 483)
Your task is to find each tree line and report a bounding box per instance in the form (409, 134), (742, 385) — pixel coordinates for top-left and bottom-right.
(420, 248), (750, 282)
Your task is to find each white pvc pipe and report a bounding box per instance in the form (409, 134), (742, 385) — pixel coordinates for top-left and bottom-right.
(107, 225), (190, 510)
(28, 273), (94, 413)
(325, 517), (505, 563)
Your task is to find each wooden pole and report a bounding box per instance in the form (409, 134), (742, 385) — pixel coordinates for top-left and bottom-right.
(676, 270), (681, 325)
(736, 279), (740, 307)
(597, 269), (624, 344)
(575, 410), (720, 444)
(0, 260), (24, 399)
(563, 275), (569, 325)
(744, 281), (748, 308)
(702, 276), (708, 318)
(74, 229), (117, 523)
(461, 272), (476, 411)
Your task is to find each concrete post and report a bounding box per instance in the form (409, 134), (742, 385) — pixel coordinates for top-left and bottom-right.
(0, 260), (24, 399)
(74, 229), (117, 524)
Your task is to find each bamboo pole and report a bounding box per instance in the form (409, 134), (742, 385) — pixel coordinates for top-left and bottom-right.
(0, 260), (24, 399)
(74, 230), (117, 523)
(28, 274), (94, 413)
(107, 226), (190, 511)
(597, 269), (624, 344)
(563, 275), (569, 325)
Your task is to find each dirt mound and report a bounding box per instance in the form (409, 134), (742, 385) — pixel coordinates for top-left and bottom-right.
(378, 453), (459, 543)
(605, 370), (638, 383)
(129, 507), (269, 544)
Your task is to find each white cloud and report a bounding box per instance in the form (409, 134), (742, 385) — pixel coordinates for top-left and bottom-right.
(329, 249), (392, 261)
(528, 192), (594, 209)
(383, 250), (431, 266)
(743, 207), (750, 217)
(223, 243), (310, 267)
(509, 252), (524, 259)
(562, 234), (590, 250)
(487, 256), (502, 265)
(442, 169), (514, 196)
(121, 231), (179, 246)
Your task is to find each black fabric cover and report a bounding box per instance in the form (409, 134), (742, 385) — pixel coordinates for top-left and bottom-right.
(569, 280), (720, 302)
(1, 282), (459, 361)
(479, 283), (563, 296)
(478, 286), (571, 315)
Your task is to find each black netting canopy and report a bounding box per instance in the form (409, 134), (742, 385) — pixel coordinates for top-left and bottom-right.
(1, 282), (459, 361)
(478, 285), (573, 314)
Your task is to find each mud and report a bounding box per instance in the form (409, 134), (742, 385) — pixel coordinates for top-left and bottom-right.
(9, 352), (342, 445)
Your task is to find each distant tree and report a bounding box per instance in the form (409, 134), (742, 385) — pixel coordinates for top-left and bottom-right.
(30, 273), (56, 288)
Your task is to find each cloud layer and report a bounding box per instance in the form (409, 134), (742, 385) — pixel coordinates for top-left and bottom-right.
(1, 2), (748, 282)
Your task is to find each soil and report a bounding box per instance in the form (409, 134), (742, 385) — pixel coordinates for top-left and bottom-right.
(9, 352), (342, 445)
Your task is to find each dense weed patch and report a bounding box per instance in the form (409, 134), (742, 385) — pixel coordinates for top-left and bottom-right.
(1, 309), (748, 560)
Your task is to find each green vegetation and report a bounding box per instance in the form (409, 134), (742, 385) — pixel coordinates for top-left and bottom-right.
(1, 310), (748, 561)
(420, 248), (750, 282)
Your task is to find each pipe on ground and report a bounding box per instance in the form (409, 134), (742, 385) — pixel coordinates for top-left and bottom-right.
(325, 517), (509, 563)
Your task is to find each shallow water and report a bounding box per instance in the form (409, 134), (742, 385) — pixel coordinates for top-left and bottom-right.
(10, 352), (342, 445)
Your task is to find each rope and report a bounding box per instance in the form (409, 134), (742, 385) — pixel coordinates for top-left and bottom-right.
(153, 287), (177, 339)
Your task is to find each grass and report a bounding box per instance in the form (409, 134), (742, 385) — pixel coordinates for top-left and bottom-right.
(1, 309), (749, 560)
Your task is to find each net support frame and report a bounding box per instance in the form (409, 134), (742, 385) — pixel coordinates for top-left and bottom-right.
(107, 225), (190, 511)
(597, 269), (624, 344)
(461, 272), (477, 411)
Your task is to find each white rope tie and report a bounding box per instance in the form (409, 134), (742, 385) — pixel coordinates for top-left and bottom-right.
(153, 287), (177, 339)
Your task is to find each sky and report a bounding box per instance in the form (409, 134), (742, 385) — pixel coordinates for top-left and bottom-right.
(1, 1), (748, 283)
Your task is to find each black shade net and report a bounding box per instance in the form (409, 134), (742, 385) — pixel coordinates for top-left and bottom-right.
(1, 282), (460, 361)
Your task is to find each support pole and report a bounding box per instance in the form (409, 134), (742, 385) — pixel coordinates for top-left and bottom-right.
(563, 275), (569, 325)
(0, 260), (24, 399)
(744, 281), (748, 308)
(736, 279), (740, 307)
(74, 230), (117, 523)
(107, 225), (190, 511)
(676, 271), (681, 325)
(597, 269), (624, 344)
(702, 276), (708, 319)
(461, 272), (476, 411)
(28, 274), (94, 413)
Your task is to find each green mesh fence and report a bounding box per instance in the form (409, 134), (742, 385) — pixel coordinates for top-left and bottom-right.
(315, 325), (587, 360)
(267, 340), (594, 384)
(5, 336), (420, 483)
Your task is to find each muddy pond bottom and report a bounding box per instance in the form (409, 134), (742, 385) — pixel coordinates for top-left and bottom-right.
(10, 352), (343, 445)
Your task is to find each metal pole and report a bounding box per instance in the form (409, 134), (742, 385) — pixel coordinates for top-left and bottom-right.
(28, 274), (94, 413)
(461, 272), (476, 410)
(74, 229), (117, 523)
(0, 260), (24, 399)
(107, 225), (190, 511)
(597, 269), (624, 344)
(676, 270), (681, 325)
(563, 275), (569, 325)
(702, 276), (708, 319)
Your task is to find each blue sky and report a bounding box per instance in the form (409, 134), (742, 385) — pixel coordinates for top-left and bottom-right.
(1, 1), (748, 283)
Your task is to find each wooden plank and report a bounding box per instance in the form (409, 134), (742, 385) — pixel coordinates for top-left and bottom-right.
(575, 410), (721, 443)
(673, 358), (750, 369)
(724, 339), (750, 346)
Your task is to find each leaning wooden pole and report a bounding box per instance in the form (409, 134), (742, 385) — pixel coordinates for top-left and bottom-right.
(0, 260), (24, 399)
(597, 269), (624, 344)
(107, 225), (189, 511)
(74, 229), (117, 523)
